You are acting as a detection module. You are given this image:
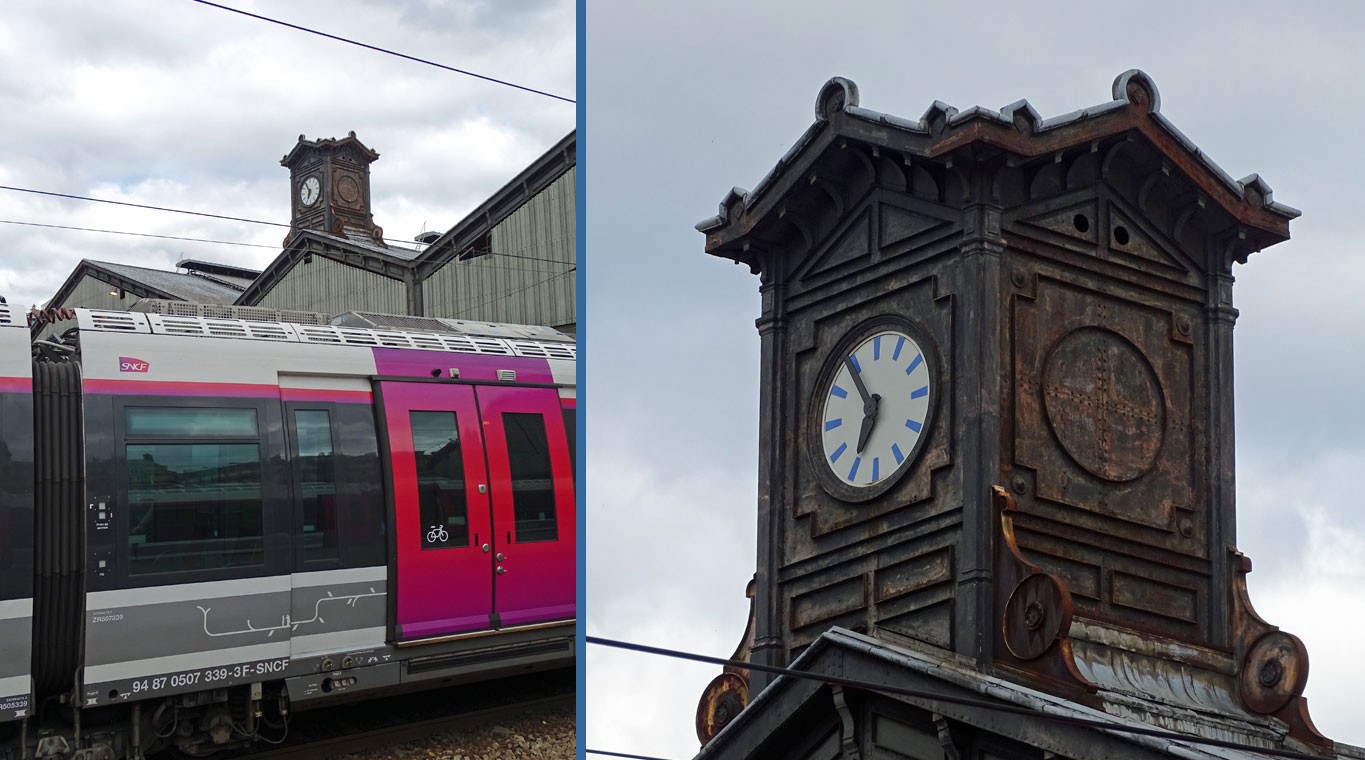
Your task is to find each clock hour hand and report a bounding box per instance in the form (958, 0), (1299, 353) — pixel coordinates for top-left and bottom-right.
(856, 393), (880, 453)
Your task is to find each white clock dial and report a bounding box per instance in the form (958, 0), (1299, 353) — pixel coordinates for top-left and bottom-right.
(299, 176), (321, 207)
(820, 330), (932, 488)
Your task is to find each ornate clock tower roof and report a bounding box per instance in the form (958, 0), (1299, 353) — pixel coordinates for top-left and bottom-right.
(699, 70), (1298, 267)
(281, 131), (386, 248)
(693, 71), (1331, 756)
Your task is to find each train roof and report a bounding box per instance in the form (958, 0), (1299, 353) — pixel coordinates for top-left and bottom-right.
(0, 301), (20, 330)
(63, 308), (576, 362)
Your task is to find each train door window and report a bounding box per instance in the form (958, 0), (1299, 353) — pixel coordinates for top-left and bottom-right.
(125, 407), (265, 575)
(292, 410), (339, 562)
(504, 412), (557, 543)
(562, 408), (576, 485)
(410, 411), (470, 550)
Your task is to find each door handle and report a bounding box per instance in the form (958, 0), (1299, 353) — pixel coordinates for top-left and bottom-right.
(496, 566), (506, 575)
(478, 484), (487, 494)
(481, 544), (490, 553)
(495, 552), (505, 561)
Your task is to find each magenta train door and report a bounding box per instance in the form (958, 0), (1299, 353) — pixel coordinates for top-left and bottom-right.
(477, 384), (575, 627)
(382, 381), (574, 640)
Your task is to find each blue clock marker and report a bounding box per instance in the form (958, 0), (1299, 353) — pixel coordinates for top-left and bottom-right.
(825, 418), (843, 431)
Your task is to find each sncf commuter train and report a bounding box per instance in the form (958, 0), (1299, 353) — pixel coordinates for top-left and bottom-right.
(0, 304), (576, 759)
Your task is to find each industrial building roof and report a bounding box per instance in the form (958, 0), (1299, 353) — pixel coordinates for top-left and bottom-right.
(698, 628), (1361, 760)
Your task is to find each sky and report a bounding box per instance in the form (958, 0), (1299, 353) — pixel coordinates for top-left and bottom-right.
(0, 0), (574, 313)
(585, 2), (1365, 758)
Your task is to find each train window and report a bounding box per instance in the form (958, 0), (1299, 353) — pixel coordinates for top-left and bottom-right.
(504, 413), (557, 543)
(293, 410), (339, 562)
(127, 443), (265, 574)
(126, 407), (258, 437)
(410, 411), (469, 550)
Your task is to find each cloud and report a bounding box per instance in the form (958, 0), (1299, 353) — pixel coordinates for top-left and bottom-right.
(586, 435), (755, 758)
(0, 0), (572, 311)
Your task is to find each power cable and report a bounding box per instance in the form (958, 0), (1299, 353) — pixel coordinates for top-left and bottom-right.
(450, 267), (574, 319)
(0, 185), (574, 264)
(0, 220), (276, 249)
(0, 184), (289, 228)
(586, 751), (675, 760)
(188, 0), (574, 104)
(587, 636), (1331, 760)
(462, 248), (574, 266)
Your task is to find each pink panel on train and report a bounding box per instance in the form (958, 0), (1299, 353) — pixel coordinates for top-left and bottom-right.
(372, 348), (553, 384)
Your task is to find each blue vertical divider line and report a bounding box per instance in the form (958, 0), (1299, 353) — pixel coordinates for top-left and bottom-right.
(574, 0), (586, 754)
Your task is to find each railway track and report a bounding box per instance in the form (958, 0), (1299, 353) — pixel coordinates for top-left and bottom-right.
(243, 693), (572, 760)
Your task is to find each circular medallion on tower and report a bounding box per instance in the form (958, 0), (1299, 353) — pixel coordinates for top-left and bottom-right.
(1042, 327), (1164, 482)
(1003, 572), (1072, 661)
(695, 673), (748, 745)
(1240, 631), (1309, 714)
(810, 318), (937, 503)
(336, 174), (361, 205)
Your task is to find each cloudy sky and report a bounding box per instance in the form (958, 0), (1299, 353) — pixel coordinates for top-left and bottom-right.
(0, 0), (573, 312)
(585, 1), (1365, 757)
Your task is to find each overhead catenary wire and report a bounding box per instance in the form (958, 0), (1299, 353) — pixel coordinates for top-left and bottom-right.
(188, 0), (574, 104)
(0, 184), (289, 228)
(587, 636), (1332, 760)
(0, 220), (276, 249)
(585, 751), (674, 760)
(0, 185), (576, 265)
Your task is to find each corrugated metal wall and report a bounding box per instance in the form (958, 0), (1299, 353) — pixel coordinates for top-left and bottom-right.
(37, 274), (135, 339)
(254, 255), (406, 316)
(422, 167), (576, 331)
(62, 274), (138, 312)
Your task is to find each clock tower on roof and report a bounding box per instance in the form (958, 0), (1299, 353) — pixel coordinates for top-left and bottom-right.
(281, 131), (385, 247)
(693, 71), (1334, 754)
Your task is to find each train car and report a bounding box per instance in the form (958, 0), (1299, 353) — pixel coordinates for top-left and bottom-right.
(0, 301), (34, 732)
(21, 308), (575, 758)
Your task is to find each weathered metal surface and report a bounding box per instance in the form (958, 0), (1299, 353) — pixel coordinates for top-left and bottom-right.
(696, 673), (749, 745)
(992, 486), (1094, 698)
(694, 71), (1334, 755)
(695, 579), (757, 745)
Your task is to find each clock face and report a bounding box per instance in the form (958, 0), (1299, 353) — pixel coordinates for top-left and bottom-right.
(299, 176), (321, 207)
(818, 328), (934, 493)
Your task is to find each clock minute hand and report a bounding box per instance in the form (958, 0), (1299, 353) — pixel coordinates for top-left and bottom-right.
(844, 356), (873, 404)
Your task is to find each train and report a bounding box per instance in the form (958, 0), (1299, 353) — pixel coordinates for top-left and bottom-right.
(0, 303), (576, 759)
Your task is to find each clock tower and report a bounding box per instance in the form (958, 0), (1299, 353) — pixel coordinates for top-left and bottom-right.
(281, 131), (385, 246)
(695, 71), (1328, 749)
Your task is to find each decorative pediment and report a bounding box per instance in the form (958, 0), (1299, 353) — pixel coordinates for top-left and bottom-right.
(798, 213), (872, 281)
